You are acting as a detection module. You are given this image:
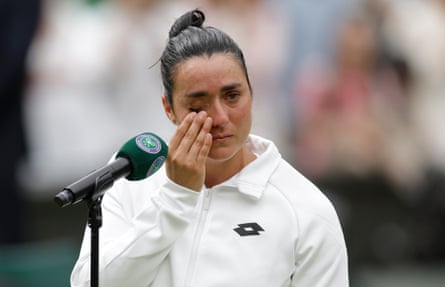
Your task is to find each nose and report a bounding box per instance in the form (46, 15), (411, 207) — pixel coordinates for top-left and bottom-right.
(208, 99), (229, 128)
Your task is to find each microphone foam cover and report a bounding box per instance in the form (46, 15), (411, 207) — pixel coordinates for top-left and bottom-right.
(116, 132), (168, 181)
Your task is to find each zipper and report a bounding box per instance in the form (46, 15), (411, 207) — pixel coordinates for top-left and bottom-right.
(183, 188), (212, 287)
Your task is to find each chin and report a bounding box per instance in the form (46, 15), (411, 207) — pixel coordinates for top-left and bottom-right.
(207, 145), (242, 163)
(207, 153), (233, 163)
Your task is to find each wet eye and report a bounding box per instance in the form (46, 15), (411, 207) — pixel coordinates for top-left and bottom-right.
(189, 107), (202, 113)
(189, 103), (209, 113)
(225, 92), (240, 102)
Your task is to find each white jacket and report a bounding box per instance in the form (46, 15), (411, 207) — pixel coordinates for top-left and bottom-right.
(71, 135), (348, 287)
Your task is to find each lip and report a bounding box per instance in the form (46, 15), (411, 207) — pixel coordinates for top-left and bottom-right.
(212, 134), (232, 142)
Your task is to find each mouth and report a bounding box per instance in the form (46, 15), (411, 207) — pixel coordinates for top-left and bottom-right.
(212, 134), (232, 142)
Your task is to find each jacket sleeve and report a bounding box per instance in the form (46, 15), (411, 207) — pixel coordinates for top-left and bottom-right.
(70, 178), (200, 287)
(291, 205), (349, 287)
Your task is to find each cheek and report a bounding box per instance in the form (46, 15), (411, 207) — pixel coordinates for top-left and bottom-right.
(170, 102), (190, 125)
(232, 102), (252, 129)
(173, 113), (188, 125)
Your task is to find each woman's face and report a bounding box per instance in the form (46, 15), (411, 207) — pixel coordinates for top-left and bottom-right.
(163, 53), (252, 163)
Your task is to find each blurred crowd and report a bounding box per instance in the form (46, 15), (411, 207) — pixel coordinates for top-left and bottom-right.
(2, 0), (445, 279)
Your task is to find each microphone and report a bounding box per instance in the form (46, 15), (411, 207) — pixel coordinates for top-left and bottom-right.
(54, 132), (168, 207)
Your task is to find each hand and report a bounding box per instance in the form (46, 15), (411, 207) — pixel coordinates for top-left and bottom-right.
(166, 111), (213, 191)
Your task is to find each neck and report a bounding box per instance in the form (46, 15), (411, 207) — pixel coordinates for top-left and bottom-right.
(204, 147), (256, 188)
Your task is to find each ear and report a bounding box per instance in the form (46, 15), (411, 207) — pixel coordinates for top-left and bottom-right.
(162, 95), (177, 124)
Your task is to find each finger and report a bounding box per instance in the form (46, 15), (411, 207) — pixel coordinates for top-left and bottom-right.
(188, 116), (212, 160)
(168, 112), (196, 151)
(180, 111), (208, 153)
(197, 132), (212, 165)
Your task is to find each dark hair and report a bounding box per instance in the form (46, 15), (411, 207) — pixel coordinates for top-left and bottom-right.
(160, 9), (252, 107)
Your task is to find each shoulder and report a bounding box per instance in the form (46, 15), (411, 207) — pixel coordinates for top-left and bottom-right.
(102, 167), (168, 218)
(269, 158), (328, 208)
(268, 159), (344, 240)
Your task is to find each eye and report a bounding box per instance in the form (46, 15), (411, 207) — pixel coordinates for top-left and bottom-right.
(189, 107), (202, 113)
(188, 103), (209, 113)
(225, 91), (241, 102)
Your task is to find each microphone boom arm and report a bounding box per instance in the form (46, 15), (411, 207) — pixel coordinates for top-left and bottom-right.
(54, 157), (131, 207)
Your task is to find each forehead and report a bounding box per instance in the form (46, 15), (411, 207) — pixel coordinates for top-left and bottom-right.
(171, 53), (248, 96)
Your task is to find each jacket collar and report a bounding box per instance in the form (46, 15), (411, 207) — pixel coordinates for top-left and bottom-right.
(218, 134), (281, 199)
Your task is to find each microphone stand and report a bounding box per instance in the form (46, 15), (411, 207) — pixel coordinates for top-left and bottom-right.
(85, 171), (115, 287)
(87, 197), (102, 287)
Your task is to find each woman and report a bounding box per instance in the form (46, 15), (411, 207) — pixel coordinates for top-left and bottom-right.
(71, 9), (348, 287)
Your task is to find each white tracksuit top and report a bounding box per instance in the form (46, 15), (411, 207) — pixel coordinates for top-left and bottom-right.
(71, 135), (349, 287)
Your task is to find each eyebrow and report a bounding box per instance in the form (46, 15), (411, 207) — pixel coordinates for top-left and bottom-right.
(185, 83), (243, 99)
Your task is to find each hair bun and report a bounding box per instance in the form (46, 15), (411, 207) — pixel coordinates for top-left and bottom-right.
(169, 9), (205, 39)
